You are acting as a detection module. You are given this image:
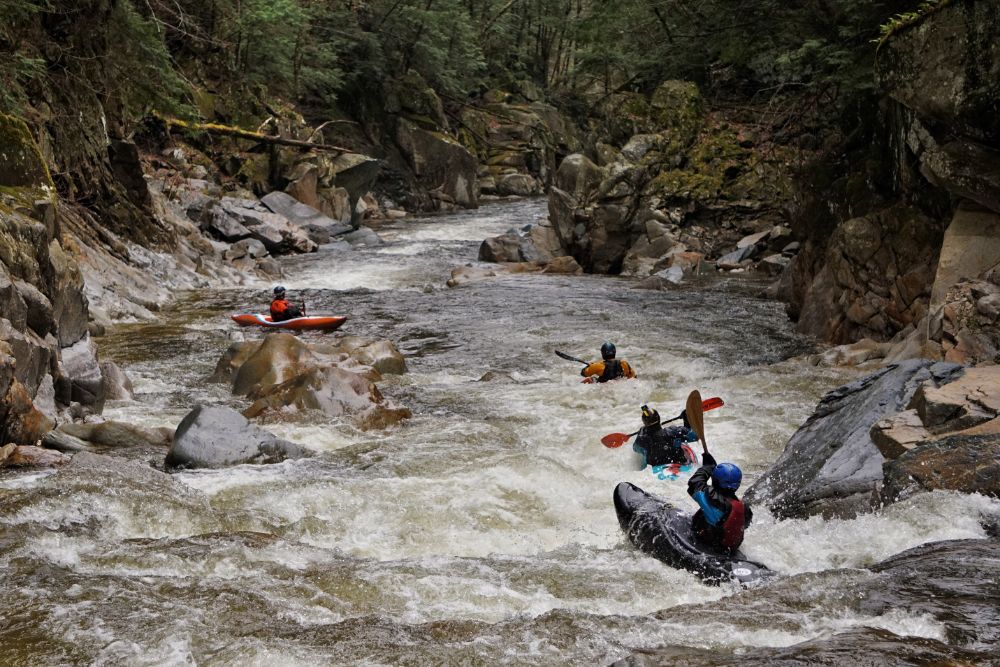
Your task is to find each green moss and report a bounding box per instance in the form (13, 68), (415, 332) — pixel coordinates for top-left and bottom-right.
(650, 81), (705, 148)
(645, 121), (749, 202)
(0, 113), (54, 202)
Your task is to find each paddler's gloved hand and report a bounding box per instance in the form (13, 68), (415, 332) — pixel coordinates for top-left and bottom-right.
(680, 409), (690, 429)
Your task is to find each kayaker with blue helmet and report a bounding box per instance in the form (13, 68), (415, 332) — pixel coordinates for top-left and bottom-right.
(270, 286), (305, 322)
(687, 453), (752, 553)
(581, 342), (636, 383)
(633, 405), (698, 467)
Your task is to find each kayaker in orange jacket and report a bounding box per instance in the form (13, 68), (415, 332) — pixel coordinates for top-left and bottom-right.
(270, 286), (305, 322)
(581, 342), (636, 383)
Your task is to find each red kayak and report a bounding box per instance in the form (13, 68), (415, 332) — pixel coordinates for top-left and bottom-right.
(231, 313), (348, 331)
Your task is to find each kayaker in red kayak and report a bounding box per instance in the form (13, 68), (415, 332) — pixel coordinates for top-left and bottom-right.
(270, 286), (305, 322)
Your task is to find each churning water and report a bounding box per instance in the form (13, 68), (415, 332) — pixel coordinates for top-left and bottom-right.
(1, 199), (997, 665)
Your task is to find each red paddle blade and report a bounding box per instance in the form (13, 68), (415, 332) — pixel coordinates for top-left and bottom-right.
(601, 432), (631, 448)
(702, 397), (724, 411)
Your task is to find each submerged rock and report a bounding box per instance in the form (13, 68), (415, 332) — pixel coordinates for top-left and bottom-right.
(165, 405), (307, 469)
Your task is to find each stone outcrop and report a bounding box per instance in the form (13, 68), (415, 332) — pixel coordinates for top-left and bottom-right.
(458, 94), (581, 196)
(165, 405), (307, 469)
(746, 360), (964, 519)
(883, 201), (1000, 365)
(786, 0), (1000, 350)
(396, 119), (478, 211)
(750, 361), (1000, 519)
(544, 81), (794, 275)
(614, 537), (1000, 666)
(794, 204), (942, 344)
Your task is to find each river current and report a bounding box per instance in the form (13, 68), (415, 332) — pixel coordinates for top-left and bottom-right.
(1, 199), (997, 665)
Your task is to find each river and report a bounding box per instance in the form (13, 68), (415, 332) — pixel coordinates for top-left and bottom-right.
(1, 199), (996, 665)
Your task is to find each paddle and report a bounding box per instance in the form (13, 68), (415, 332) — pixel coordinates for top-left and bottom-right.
(686, 389), (708, 454)
(601, 396), (724, 448)
(555, 350), (589, 365)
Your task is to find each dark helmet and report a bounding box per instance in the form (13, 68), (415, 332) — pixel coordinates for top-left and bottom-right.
(600, 341), (616, 359)
(640, 405), (661, 427)
(712, 463), (742, 490)
(273, 285), (286, 297)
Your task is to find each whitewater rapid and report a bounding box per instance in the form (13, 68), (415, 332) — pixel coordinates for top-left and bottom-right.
(1, 198), (996, 665)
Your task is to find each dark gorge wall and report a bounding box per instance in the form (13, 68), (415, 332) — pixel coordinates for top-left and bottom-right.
(785, 0), (1000, 362)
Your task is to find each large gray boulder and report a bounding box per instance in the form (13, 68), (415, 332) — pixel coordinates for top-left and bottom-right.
(261, 191), (352, 244)
(746, 360), (964, 519)
(165, 405), (307, 469)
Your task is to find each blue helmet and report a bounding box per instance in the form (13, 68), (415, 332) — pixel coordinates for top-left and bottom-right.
(273, 285), (286, 297)
(601, 341), (616, 359)
(712, 463), (742, 490)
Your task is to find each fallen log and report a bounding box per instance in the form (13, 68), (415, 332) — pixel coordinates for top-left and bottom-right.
(159, 116), (357, 154)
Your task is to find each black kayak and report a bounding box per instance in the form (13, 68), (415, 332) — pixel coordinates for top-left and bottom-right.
(614, 481), (775, 587)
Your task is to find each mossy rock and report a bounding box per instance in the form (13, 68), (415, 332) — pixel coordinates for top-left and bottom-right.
(394, 72), (447, 128)
(644, 122), (752, 202)
(0, 114), (55, 205)
(650, 81), (705, 148)
(236, 154), (271, 193)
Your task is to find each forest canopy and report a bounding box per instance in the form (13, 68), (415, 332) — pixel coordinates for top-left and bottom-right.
(0, 0), (926, 121)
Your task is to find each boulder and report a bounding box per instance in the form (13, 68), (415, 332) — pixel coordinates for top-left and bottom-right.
(320, 336), (407, 375)
(243, 365), (410, 426)
(165, 405), (307, 469)
(495, 173), (540, 197)
(869, 409), (930, 459)
(323, 154), (381, 226)
(224, 238), (269, 261)
(56, 420), (172, 449)
(343, 227), (382, 247)
(541, 255), (583, 274)
(14, 279), (54, 337)
(0, 378), (54, 445)
(231, 333), (319, 396)
(59, 333), (105, 411)
(100, 361), (134, 400)
(217, 197), (318, 254)
(909, 365), (1000, 431)
(261, 191), (352, 244)
(0, 444), (68, 468)
(812, 338), (890, 367)
(745, 360), (964, 519)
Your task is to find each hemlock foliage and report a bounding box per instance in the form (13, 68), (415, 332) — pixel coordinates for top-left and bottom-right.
(0, 0), (919, 121)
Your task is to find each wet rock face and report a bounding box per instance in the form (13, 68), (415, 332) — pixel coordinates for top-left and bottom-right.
(165, 405), (307, 469)
(746, 360), (964, 519)
(883, 433), (1000, 501)
(877, 364), (1000, 502)
(396, 119), (478, 210)
(795, 204), (944, 345)
(879, 0), (1000, 147)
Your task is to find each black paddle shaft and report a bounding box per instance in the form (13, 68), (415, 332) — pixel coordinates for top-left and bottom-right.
(555, 350), (589, 365)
